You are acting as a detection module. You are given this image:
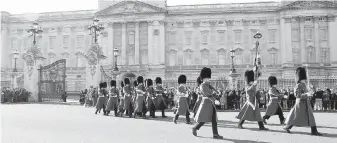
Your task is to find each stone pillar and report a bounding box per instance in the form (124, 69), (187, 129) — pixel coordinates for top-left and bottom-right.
(135, 22), (140, 65)
(108, 22), (114, 65)
(24, 57), (43, 102)
(314, 17), (320, 62)
(147, 20), (153, 65)
(280, 17), (289, 64)
(285, 17), (292, 63)
(12, 73), (18, 88)
(299, 16), (306, 63)
(328, 15), (337, 64)
(159, 20), (165, 65)
(122, 22), (126, 65)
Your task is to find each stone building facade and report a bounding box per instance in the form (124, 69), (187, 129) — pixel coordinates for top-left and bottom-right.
(1, 0), (337, 91)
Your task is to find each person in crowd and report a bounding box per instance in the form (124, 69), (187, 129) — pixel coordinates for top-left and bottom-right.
(287, 89), (296, 109)
(236, 70), (268, 130)
(322, 88), (330, 111)
(263, 76), (285, 125)
(95, 82), (108, 115)
(92, 87), (98, 107)
(315, 88), (323, 110)
(283, 67), (322, 136)
(259, 90), (266, 109)
(192, 67), (223, 139)
(146, 79), (157, 118)
(173, 75), (191, 124)
(331, 90), (337, 110)
(123, 78), (133, 118)
(133, 76), (147, 118)
(106, 80), (119, 116)
(155, 77), (167, 118)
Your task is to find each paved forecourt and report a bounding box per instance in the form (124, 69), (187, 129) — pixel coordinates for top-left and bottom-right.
(2, 104), (337, 143)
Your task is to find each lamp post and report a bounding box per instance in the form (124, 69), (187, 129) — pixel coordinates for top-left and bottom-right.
(253, 31), (262, 79)
(13, 50), (19, 72)
(88, 18), (105, 44)
(27, 21), (43, 45)
(112, 47), (120, 80)
(230, 48), (236, 74)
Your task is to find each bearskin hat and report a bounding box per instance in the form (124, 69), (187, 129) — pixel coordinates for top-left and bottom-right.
(245, 70), (255, 84)
(200, 67), (211, 79)
(147, 79), (153, 87)
(178, 75), (187, 84)
(296, 67), (307, 83)
(155, 77), (162, 84)
(137, 76), (144, 84)
(110, 80), (116, 87)
(268, 76), (277, 86)
(197, 77), (202, 86)
(121, 81), (124, 88)
(124, 78), (130, 85)
(99, 82), (105, 89)
(133, 80), (138, 87)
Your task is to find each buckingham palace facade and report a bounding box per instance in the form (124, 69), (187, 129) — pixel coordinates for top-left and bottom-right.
(1, 0), (337, 91)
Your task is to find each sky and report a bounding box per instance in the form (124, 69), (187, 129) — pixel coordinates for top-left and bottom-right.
(0, 0), (279, 14)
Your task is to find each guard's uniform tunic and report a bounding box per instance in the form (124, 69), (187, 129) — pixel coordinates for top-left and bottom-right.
(134, 84), (147, 113)
(96, 89), (108, 110)
(123, 85), (133, 112)
(146, 86), (156, 113)
(265, 87), (284, 117)
(106, 88), (119, 113)
(285, 82), (316, 127)
(175, 85), (190, 116)
(236, 82), (263, 122)
(155, 86), (167, 110)
(192, 88), (202, 116)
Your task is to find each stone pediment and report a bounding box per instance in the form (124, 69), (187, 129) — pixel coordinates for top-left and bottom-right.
(95, 1), (166, 16)
(279, 1), (337, 11)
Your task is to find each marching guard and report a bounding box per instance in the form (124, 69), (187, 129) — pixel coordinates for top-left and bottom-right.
(173, 75), (191, 124)
(134, 76), (147, 118)
(192, 67), (223, 139)
(262, 76), (285, 125)
(106, 80), (119, 116)
(283, 67), (322, 136)
(95, 81), (108, 115)
(192, 77), (202, 117)
(146, 79), (157, 118)
(236, 70), (268, 130)
(155, 77), (167, 118)
(123, 78), (134, 118)
(117, 81), (125, 117)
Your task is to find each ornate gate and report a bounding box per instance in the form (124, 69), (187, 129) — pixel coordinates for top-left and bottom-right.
(38, 59), (66, 102)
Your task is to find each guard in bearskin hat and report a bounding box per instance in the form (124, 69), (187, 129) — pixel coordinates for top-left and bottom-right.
(95, 81), (108, 115)
(192, 67), (223, 139)
(192, 77), (203, 117)
(123, 78), (134, 118)
(155, 77), (167, 118)
(173, 75), (191, 124)
(106, 80), (119, 116)
(262, 76), (285, 125)
(284, 67), (322, 136)
(146, 79), (157, 118)
(117, 81), (125, 117)
(236, 70), (268, 130)
(133, 76), (147, 118)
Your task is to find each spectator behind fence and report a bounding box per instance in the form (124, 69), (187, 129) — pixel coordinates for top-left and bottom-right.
(322, 89), (330, 111)
(331, 91), (337, 110)
(315, 89), (323, 110)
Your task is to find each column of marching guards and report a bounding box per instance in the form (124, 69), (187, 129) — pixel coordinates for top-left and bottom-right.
(84, 66), (324, 138)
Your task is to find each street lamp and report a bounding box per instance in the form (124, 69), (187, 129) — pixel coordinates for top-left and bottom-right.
(230, 48), (236, 74)
(112, 47), (120, 80)
(27, 21), (43, 45)
(253, 31), (262, 79)
(13, 50), (19, 72)
(88, 18), (105, 44)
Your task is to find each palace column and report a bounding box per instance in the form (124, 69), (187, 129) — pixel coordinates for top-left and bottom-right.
(299, 16), (306, 63)
(159, 20), (165, 65)
(314, 17), (320, 62)
(122, 22), (126, 65)
(328, 15), (337, 64)
(280, 17), (292, 64)
(108, 22), (114, 65)
(148, 20), (154, 65)
(135, 22), (140, 65)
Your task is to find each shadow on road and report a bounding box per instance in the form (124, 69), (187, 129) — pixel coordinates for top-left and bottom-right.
(198, 136), (271, 143)
(244, 128), (337, 138)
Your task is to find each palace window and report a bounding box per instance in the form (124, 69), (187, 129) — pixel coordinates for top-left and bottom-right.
(292, 29), (299, 42)
(268, 29), (276, 43)
(49, 36), (56, 49)
(234, 30), (242, 44)
(11, 38), (17, 49)
(169, 50), (177, 66)
(184, 49), (193, 65)
(270, 53), (277, 65)
(128, 47), (135, 65)
(306, 47), (315, 62)
(141, 50), (148, 65)
(305, 28), (313, 41)
(217, 31), (225, 45)
(234, 54), (243, 65)
(62, 53), (70, 67)
(201, 49), (209, 65)
(76, 35), (84, 49)
(168, 32), (176, 45)
(319, 29), (327, 41)
(292, 51), (301, 64)
(319, 17), (326, 21)
(185, 32), (192, 45)
(63, 35), (69, 48)
(128, 31), (135, 45)
(76, 55), (83, 67)
(321, 48), (330, 63)
(217, 49), (226, 65)
(201, 33), (208, 45)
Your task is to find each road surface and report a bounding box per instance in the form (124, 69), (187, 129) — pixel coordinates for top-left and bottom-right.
(2, 104), (337, 143)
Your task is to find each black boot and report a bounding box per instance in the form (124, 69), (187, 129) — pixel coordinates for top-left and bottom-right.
(95, 109), (99, 114)
(152, 111), (156, 118)
(238, 120), (245, 129)
(106, 111), (110, 116)
(311, 126), (322, 136)
(262, 116), (268, 124)
(258, 121), (269, 130)
(283, 125), (292, 133)
(162, 110), (167, 118)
